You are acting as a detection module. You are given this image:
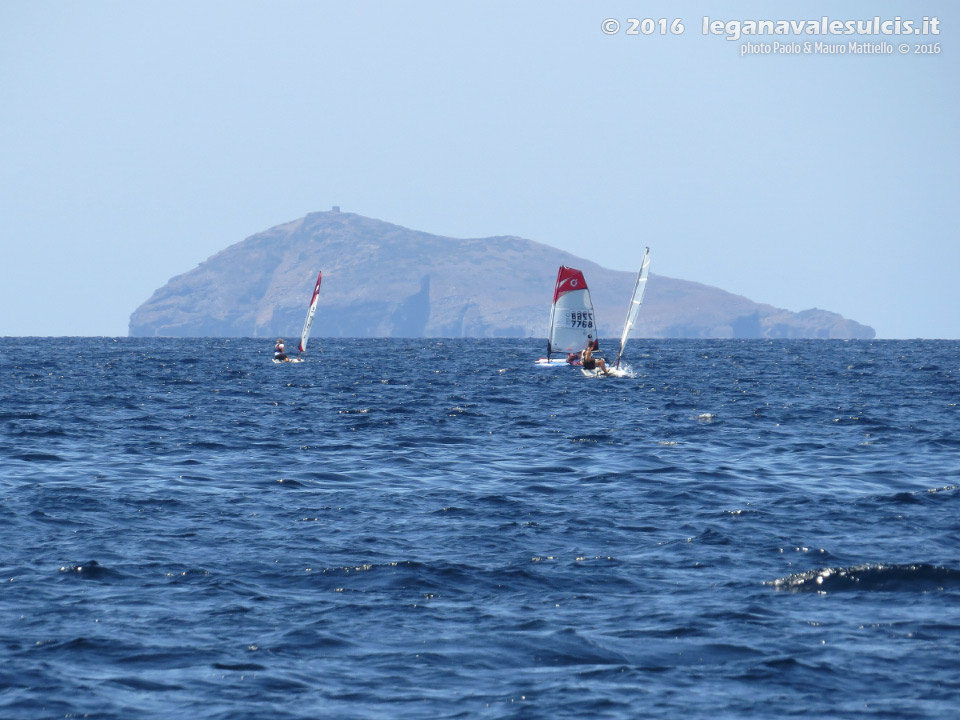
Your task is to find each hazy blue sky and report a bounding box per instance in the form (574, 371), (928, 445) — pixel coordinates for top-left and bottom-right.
(2, 1), (956, 338)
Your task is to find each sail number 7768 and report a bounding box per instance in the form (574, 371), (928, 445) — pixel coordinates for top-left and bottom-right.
(565, 311), (594, 329)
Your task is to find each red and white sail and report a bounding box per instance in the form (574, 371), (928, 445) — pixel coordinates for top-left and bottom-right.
(547, 266), (599, 356)
(298, 271), (322, 354)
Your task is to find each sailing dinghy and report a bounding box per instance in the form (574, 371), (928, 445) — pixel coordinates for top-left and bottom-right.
(273, 271), (322, 363)
(582, 248), (650, 377)
(535, 266), (599, 367)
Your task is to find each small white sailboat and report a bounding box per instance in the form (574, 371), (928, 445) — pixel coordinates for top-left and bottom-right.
(581, 248), (650, 377)
(273, 271), (322, 363)
(535, 266), (599, 367)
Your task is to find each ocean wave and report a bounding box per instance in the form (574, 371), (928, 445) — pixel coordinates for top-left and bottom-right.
(767, 563), (960, 593)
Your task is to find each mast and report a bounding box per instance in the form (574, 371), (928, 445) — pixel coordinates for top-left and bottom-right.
(546, 266), (564, 358)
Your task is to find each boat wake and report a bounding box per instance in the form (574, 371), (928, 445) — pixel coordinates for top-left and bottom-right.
(582, 363), (638, 379)
(609, 363), (638, 379)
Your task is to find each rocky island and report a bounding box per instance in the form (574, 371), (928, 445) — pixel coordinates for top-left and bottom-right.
(129, 210), (875, 340)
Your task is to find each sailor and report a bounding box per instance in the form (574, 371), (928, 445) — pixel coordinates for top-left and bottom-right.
(581, 336), (609, 374)
(274, 338), (287, 362)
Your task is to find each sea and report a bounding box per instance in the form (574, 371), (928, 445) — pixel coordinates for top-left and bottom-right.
(1, 337), (958, 719)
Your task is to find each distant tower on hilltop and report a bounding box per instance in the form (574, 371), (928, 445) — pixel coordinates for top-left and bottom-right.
(332, 205), (340, 212)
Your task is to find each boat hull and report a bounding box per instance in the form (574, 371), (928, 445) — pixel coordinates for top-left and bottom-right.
(535, 358), (577, 367)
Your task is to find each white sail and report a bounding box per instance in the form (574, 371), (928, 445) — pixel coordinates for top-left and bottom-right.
(548, 266), (599, 357)
(298, 271), (322, 355)
(615, 248), (650, 368)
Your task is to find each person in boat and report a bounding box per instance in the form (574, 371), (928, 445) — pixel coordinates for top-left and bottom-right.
(274, 338), (288, 362)
(566, 352), (580, 365)
(580, 336), (609, 374)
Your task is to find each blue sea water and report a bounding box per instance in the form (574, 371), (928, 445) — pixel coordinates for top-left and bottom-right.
(1, 337), (959, 719)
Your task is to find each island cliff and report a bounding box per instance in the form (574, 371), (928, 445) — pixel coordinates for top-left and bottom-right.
(129, 210), (875, 340)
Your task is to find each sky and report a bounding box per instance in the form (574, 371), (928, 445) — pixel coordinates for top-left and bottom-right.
(1, 1), (956, 338)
